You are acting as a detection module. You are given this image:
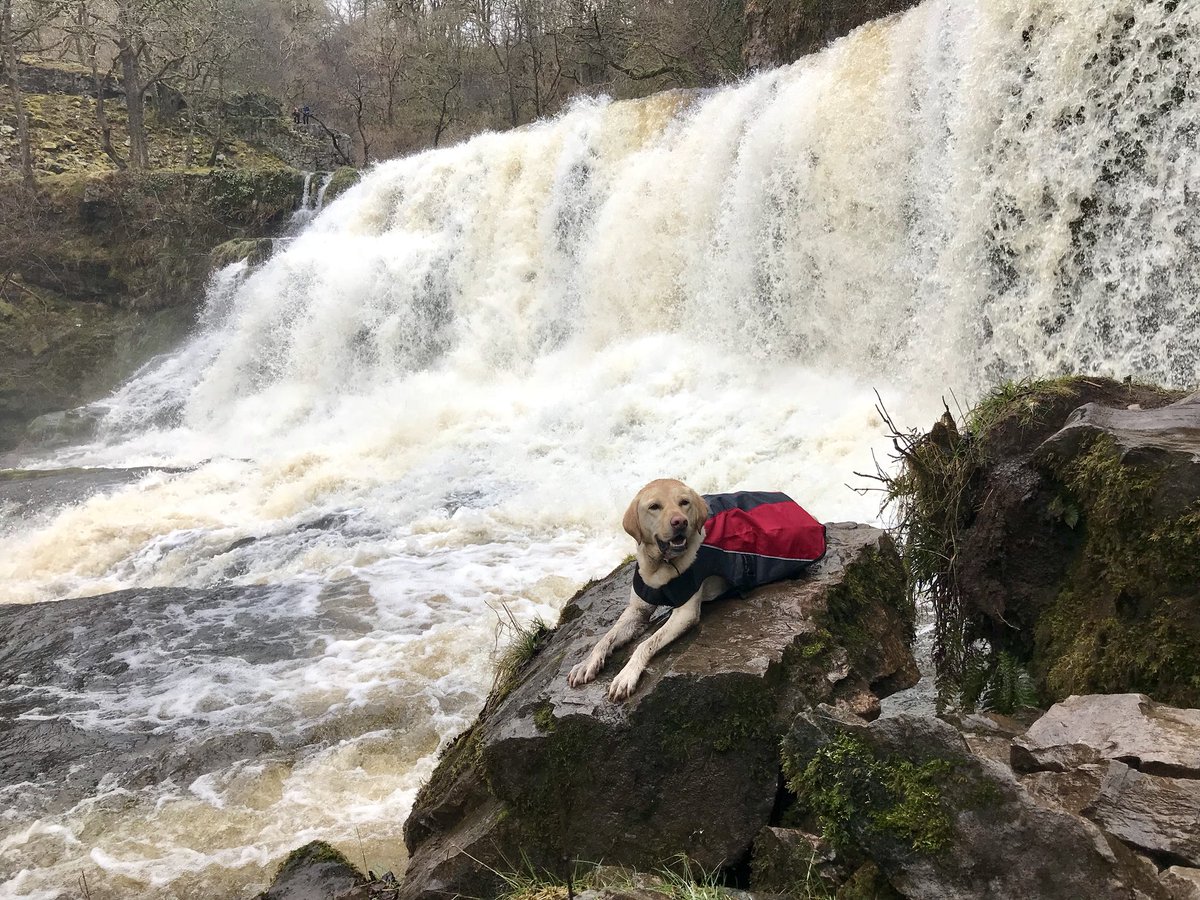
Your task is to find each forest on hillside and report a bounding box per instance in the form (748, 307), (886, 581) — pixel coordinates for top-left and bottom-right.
(0, 0), (745, 175)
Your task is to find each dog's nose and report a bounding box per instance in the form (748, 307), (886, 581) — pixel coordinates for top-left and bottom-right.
(670, 514), (687, 531)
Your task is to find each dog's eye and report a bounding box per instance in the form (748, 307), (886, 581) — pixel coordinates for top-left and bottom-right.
(679, 499), (690, 507)
(648, 503), (662, 511)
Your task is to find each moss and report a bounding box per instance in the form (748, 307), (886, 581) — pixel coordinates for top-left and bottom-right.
(255, 840), (365, 900)
(323, 166), (361, 201)
(835, 861), (902, 900)
(275, 840), (356, 872)
(964, 376), (1079, 437)
(783, 733), (954, 856)
(211, 238), (274, 269)
(652, 674), (777, 762)
(413, 722), (485, 813)
(800, 629), (833, 660)
(532, 703), (557, 734)
(1, 90), (292, 178)
(751, 833), (836, 898)
(881, 375), (1189, 707)
(821, 544), (912, 656)
(490, 714), (601, 851)
(1035, 434), (1200, 705)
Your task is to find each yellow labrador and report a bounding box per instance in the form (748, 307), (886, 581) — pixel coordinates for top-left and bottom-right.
(567, 479), (730, 701)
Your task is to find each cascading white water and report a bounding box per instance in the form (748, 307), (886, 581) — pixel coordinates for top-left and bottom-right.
(2, 0), (1198, 896)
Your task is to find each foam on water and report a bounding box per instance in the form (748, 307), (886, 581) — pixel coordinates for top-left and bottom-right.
(2, 0), (1199, 895)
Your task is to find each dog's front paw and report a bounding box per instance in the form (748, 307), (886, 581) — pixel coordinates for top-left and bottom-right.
(607, 664), (642, 702)
(568, 655), (603, 687)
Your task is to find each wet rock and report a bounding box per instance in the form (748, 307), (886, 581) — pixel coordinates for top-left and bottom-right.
(211, 237), (274, 269)
(1161, 867), (1200, 900)
(945, 710), (1031, 768)
(257, 840), (367, 900)
(1085, 761), (1200, 867)
(1019, 765), (1107, 816)
(1037, 392), (1200, 520)
(1, 168), (306, 450)
(1012, 694), (1200, 776)
(0, 584), (346, 814)
(0, 464), (169, 517)
(782, 707), (1167, 899)
(323, 166), (361, 202)
(895, 377), (1200, 707)
(400, 523), (918, 900)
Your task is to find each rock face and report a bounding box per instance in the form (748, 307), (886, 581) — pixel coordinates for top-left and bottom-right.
(400, 523), (918, 900)
(782, 707), (1167, 899)
(742, 0), (922, 70)
(1010, 695), (1200, 872)
(899, 378), (1200, 708)
(1012, 694), (1200, 776)
(0, 168), (305, 449)
(1087, 762), (1200, 867)
(16, 59), (123, 99)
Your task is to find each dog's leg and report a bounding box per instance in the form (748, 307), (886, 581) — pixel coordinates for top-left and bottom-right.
(568, 590), (653, 687)
(607, 576), (726, 701)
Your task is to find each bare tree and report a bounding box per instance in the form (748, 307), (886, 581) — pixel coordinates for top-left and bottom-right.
(0, 0), (62, 185)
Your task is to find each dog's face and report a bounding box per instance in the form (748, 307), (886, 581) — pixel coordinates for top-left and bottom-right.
(623, 479), (709, 561)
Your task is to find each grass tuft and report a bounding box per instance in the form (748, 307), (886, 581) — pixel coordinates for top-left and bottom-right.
(490, 605), (552, 700)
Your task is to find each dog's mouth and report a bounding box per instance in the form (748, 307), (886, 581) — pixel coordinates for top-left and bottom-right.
(657, 534), (689, 559)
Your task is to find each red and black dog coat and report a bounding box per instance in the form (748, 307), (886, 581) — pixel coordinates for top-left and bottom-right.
(631, 491), (827, 608)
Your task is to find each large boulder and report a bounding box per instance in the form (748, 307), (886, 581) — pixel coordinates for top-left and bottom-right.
(892, 377), (1200, 708)
(1086, 762), (1200, 868)
(1029, 390), (1200, 706)
(400, 523), (918, 900)
(1011, 694), (1200, 872)
(782, 707), (1168, 899)
(1012, 694), (1200, 776)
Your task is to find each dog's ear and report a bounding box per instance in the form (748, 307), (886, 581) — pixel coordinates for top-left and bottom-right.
(686, 488), (709, 530)
(622, 494), (644, 542)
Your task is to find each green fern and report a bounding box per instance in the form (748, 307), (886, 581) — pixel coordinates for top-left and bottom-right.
(981, 652), (1038, 714)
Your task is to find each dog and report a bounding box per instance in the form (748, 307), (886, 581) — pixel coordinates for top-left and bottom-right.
(568, 479), (826, 701)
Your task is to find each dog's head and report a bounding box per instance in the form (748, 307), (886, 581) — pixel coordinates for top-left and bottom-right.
(623, 479), (709, 563)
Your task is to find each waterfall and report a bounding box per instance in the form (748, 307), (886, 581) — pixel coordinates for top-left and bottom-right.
(287, 171), (335, 232)
(1, 0), (1197, 896)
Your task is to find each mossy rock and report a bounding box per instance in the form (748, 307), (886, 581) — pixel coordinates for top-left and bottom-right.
(780, 708), (1160, 899)
(884, 376), (1196, 709)
(783, 730), (955, 856)
(1031, 401), (1200, 706)
(0, 166), (304, 444)
(323, 166), (360, 202)
(256, 840), (366, 899)
(401, 525), (919, 900)
(211, 238), (274, 269)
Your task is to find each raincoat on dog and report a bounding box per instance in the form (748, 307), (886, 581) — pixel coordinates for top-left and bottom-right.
(632, 491), (827, 608)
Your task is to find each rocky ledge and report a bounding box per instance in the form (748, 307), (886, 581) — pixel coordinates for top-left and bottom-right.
(399, 522), (919, 900)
